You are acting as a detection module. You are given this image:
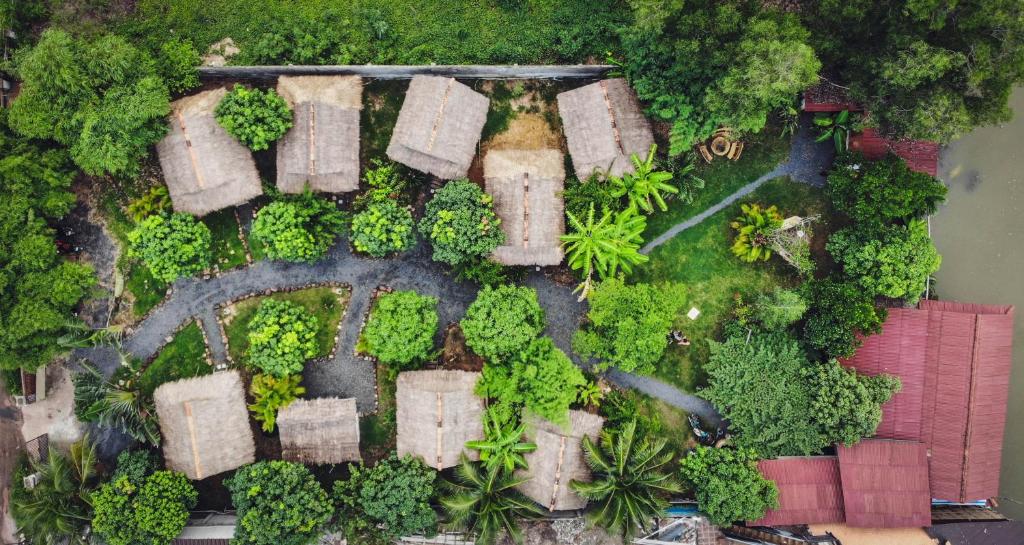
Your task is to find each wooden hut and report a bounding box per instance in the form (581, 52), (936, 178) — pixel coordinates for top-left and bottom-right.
(387, 76), (489, 179)
(557, 78), (654, 179)
(396, 370), (484, 470)
(277, 397), (361, 464)
(276, 76), (362, 194)
(156, 88), (262, 216)
(484, 149), (565, 267)
(153, 371), (255, 480)
(516, 410), (604, 511)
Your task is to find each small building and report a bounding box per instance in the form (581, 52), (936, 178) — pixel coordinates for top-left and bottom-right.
(836, 439), (932, 528)
(750, 456), (845, 526)
(387, 76), (489, 179)
(515, 410), (604, 511)
(153, 371), (255, 480)
(483, 149), (565, 267)
(156, 87), (263, 216)
(275, 75), (362, 194)
(277, 397), (361, 465)
(557, 78), (654, 179)
(396, 370), (484, 470)
(848, 128), (940, 177)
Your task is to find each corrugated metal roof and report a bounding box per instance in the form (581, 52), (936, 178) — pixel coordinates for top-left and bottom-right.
(848, 128), (940, 176)
(837, 440), (932, 528)
(751, 457), (845, 526)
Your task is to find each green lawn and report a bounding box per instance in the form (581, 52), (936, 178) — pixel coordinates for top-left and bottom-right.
(634, 177), (829, 392)
(138, 321), (212, 396)
(360, 367), (396, 464)
(644, 128), (792, 240)
(221, 286), (351, 365)
(204, 209), (248, 270)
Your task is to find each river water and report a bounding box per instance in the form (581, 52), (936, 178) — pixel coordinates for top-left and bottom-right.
(934, 87), (1024, 518)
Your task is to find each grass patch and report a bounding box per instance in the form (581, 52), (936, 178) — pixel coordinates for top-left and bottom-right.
(360, 366), (397, 463)
(204, 209), (248, 270)
(362, 80), (408, 164)
(222, 286), (351, 366)
(607, 388), (695, 457)
(644, 128), (792, 240)
(633, 177), (828, 392)
(99, 190), (169, 318)
(480, 81), (524, 142)
(138, 322), (212, 397)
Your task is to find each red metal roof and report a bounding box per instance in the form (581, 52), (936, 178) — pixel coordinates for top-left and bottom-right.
(837, 440), (932, 528)
(848, 128), (940, 176)
(801, 82), (860, 112)
(842, 301), (1015, 503)
(751, 457), (845, 526)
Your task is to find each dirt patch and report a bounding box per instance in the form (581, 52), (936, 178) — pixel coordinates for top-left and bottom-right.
(0, 380), (24, 544)
(440, 324), (484, 372)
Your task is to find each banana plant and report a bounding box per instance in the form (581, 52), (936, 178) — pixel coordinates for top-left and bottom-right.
(814, 110), (853, 152)
(730, 203), (783, 263)
(465, 410), (537, 473)
(609, 144), (678, 214)
(561, 204), (649, 300)
(248, 373), (306, 432)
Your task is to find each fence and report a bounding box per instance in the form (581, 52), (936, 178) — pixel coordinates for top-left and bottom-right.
(24, 434), (48, 463)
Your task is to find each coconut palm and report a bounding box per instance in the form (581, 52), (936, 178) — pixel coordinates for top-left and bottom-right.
(609, 144), (678, 214)
(465, 410), (536, 473)
(560, 204), (648, 299)
(570, 419), (681, 539)
(11, 437), (98, 545)
(440, 455), (543, 545)
(72, 359), (161, 446)
(730, 203), (783, 262)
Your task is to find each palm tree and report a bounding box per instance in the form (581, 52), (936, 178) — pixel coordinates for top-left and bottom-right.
(72, 359), (161, 445)
(730, 203), (783, 263)
(609, 145), (678, 214)
(440, 455), (543, 545)
(465, 410), (536, 473)
(570, 420), (681, 539)
(11, 437), (98, 545)
(560, 204), (649, 299)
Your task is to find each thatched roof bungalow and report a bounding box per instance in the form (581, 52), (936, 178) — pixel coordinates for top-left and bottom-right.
(387, 76), (489, 179)
(153, 371), (255, 480)
(277, 397), (361, 464)
(484, 149), (565, 266)
(557, 78), (654, 179)
(516, 410), (604, 511)
(396, 370), (484, 470)
(276, 76), (362, 194)
(157, 88), (263, 216)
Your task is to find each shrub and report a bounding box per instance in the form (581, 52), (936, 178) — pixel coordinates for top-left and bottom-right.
(111, 449), (156, 487)
(826, 153), (947, 228)
(227, 461), (334, 545)
(573, 279), (686, 375)
(214, 84), (293, 151)
(247, 299), (319, 377)
(477, 337), (586, 424)
(802, 278), (887, 359)
(461, 285), (545, 361)
(350, 200), (416, 257)
(353, 159), (411, 210)
(128, 213), (212, 283)
(127, 186), (172, 221)
(562, 174), (618, 220)
(91, 470), (198, 545)
(804, 360), (901, 446)
(157, 39), (201, 94)
(679, 446), (778, 526)
(248, 373), (305, 433)
(333, 455), (437, 542)
(419, 180), (504, 266)
(362, 290), (438, 368)
(730, 203), (783, 263)
(251, 193), (347, 262)
(827, 220), (941, 303)
(753, 288), (807, 331)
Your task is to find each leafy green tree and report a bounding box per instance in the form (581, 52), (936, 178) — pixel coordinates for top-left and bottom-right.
(804, 360), (901, 446)
(214, 84), (293, 151)
(11, 438), (98, 545)
(561, 205), (648, 296)
(110, 450), (156, 488)
(730, 203), (783, 263)
(827, 220), (941, 302)
(350, 200), (416, 257)
(679, 446), (778, 526)
(157, 39), (201, 94)
(8, 29), (170, 177)
(420, 180), (504, 266)
(702, 332), (826, 457)
(362, 290), (438, 367)
(460, 285), (545, 361)
(332, 455), (437, 542)
(440, 456), (543, 545)
(573, 278), (686, 375)
(826, 153), (947, 229)
(465, 409), (537, 473)
(247, 299), (319, 377)
(91, 470), (198, 545)
(0, 120), (77, 218)
(248, 373), (305, 433)
(128, 213), (212, 283)
(802, 278), (887, 359)
(608, 145), (677, 213)
(251, 192), (347, 263)
(570, 420), (681, 539)
(353, 159), (411, 210)
(227, 461), (334, 545)
(753, 288), (807, 331)
(477, 337), (586, 425)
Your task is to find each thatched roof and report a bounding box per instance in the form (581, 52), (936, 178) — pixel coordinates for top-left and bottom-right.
(157, 87), (263, 216)
(387, 76), (489, 179)
(557, 78), (654, 179)
(396, 370), (484, 470)
(516, 410), (604, 511)
(277, 397), (361, 464)
(276, 76), (363, 194)
(153, 371), (255, 480)
(484, 149), (565, 266)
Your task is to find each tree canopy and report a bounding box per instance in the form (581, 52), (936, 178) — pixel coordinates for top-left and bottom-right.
(332, 454), (437, 542)
(476, 337), (586, 424)
(91, 470), (198, 545)
(827, 220), (941, 303)
(804, 359), (901, 446)
(250, 192), (347, 263)
(826, 153), (947, 229)
(127, 212), (212, 283)
(246, 299), (319, 376)
(679, 446), (778, 526)
(802, 278), (887, 359)
(227, 461), (334, 545)
(461, 285), (546, 361)
(361, 290), (438, 368)
(420, 180), (505, 266)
